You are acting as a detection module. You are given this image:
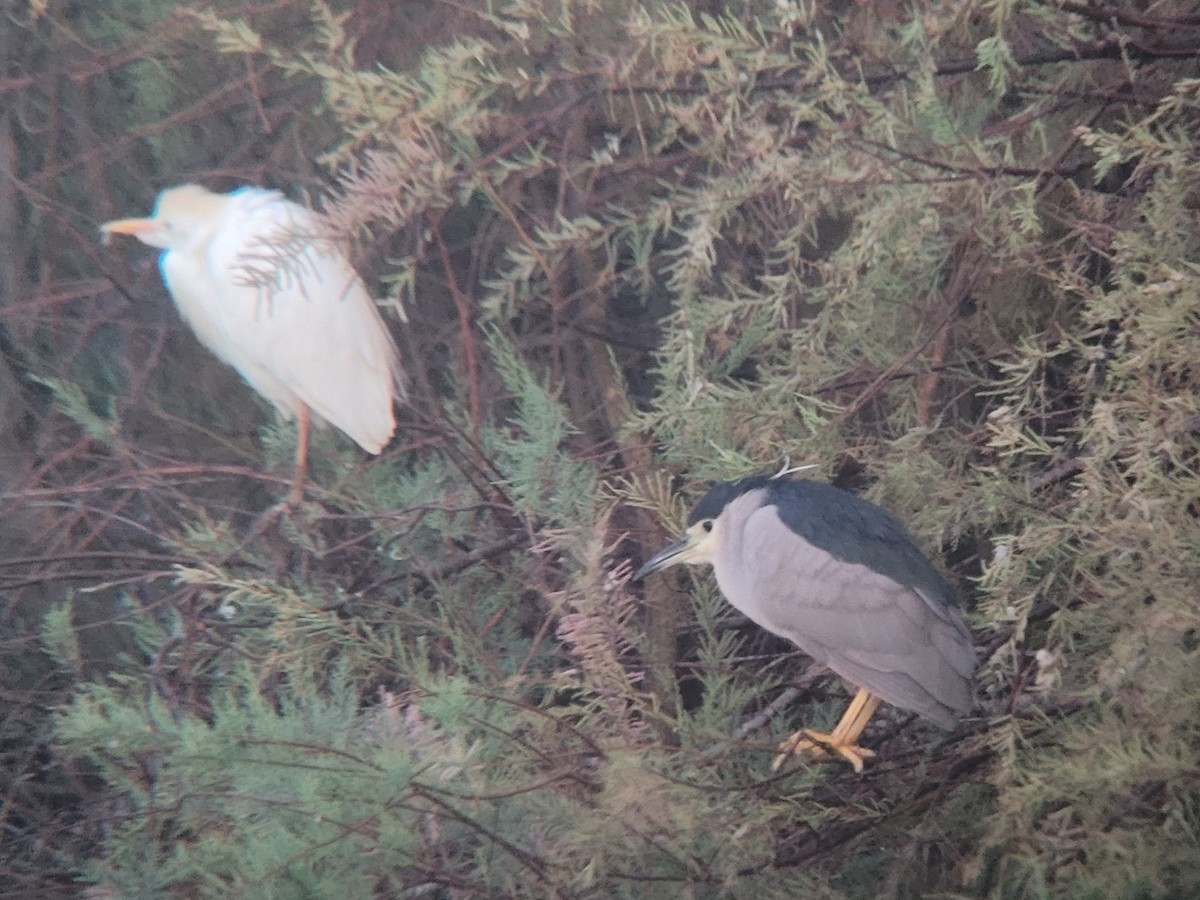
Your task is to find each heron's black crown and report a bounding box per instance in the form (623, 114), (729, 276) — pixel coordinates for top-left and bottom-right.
(686, 476), (778, 525)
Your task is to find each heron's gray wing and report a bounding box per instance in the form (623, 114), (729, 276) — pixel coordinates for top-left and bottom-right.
(729, 505), (975, 727)
(769, 479), (964, 630)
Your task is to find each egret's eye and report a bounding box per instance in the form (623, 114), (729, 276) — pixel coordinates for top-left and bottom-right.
(700, 520), (714, 533)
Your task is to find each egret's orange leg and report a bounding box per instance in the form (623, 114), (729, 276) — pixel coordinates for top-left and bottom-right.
(288, 403), (312, 506)
(772, 688), (882, 774)
(235, 404), (313, 549)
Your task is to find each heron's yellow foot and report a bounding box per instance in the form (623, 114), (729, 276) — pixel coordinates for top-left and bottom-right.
(770, 688), (882, 774)
(771, 729), (876, 773)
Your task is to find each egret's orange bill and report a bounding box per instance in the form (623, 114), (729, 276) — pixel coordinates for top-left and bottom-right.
(100, 217), (155, 245)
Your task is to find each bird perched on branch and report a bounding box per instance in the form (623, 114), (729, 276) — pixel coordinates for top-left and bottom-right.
(102, 184), (406, 505)
(635, 475), (975, 773)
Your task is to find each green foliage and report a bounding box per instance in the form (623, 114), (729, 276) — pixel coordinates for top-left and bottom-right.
(28, 375), (120, 447)
(486, 329), (598, 525)
(59, 665), (426, 897)
(973, 119), (1200, 898)
(41, 602), (82, 676)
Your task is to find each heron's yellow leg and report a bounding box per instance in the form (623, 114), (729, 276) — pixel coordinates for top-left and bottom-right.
(772, 689), (882, 774)
(289, 403), (312, 506)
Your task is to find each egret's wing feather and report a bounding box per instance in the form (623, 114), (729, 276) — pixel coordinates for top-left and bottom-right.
(256, 244), (403, 452)
(192, 190), (402, 452)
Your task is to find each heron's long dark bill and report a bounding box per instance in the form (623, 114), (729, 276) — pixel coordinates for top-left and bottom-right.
(633, 534), (697, 581)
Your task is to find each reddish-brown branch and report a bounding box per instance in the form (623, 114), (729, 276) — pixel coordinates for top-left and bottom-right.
(431, 215), (482, 436)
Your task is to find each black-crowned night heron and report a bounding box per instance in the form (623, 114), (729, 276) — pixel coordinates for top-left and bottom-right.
(634, 475), (975, 772)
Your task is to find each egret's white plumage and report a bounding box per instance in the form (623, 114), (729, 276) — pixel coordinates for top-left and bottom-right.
(102, 184), (408, 510)
(103, 185), (405, 459)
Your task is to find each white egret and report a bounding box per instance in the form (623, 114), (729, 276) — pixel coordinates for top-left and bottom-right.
(102, 184), (406, 504)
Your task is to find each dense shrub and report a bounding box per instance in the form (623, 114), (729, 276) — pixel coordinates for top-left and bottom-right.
(3, 1), (1198, 896)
